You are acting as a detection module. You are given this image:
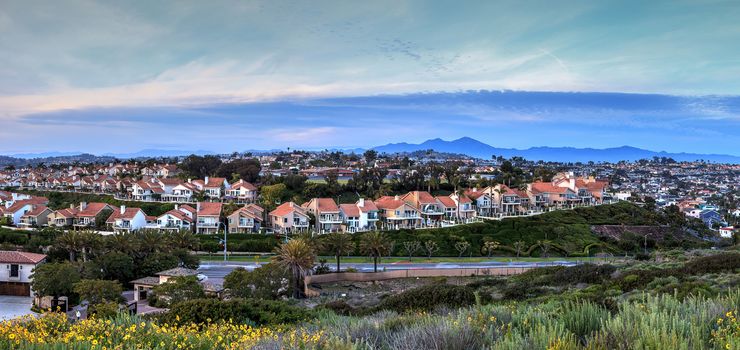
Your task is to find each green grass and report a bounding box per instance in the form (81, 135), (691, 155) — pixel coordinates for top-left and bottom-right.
(198, 254), (595, 264)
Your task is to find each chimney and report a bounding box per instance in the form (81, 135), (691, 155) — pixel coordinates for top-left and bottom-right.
(120, 205), (125, 214)
(196, 202), (201, 213)
(394, 195), (400, 200)
(80, 202), (87, 210)
(205, 176), (209, 185)
(175, 204), (179, 211)
(70, 204), (74, 209)
(188, 178), (192, 183)
(358, 198), (365, 207)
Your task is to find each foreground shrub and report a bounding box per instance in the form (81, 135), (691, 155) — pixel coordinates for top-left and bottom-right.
(683, 252), (740, 274)
(161, 298), (313, 326)
(375, 285), (475, 312)
(374, 284), (485, 312)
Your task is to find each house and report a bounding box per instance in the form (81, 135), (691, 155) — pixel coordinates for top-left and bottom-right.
(47, 206), (79, 227)
(72, 202), (115, 228)
(18, 205), (52, 228)
(2, 198), (49, 225)
(528, 182), (577, 210)
(719, 226), (735, 239)
(196, 202), (222, 234)
(227, 204), (264, 233)
(269, 202), (310, 234)
(464, 188), (496, 217)
(302, 198), (342, 233)
(154, 209), (194, 231)
(699, 210), (723, 228)
(448, 193), (476, 221)
(164, 181), (200, 202)
(131, 179), (165, 201)
(339, 198), (379, 232)
(400, 191), (444, 226)
(0, 251), (46, 297)
(225, 180), (258, 203)
(106, 206), (148, 232)
(131, 267), (221, 302)
(193, 177), (230, 199)
(375, 195), (422, 229)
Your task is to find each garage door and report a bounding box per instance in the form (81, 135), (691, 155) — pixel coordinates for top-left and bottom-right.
(0, 282), (31, 296)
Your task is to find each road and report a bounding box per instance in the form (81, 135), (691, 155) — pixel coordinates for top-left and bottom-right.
(197, 260), (579, 283)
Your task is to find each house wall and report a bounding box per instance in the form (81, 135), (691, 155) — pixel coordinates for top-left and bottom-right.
(0, 262), (36, 283)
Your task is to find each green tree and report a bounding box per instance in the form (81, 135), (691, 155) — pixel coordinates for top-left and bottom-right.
(455, 240), (471, 257)
(424, 240), (439, 258)
(73, 279), (124, 306)
(482, 240), (500, 258)
(31, 262), (81, 306)
(403, 241), (421, 260)
(96, 252), (135, 283)
(272, 239), (316, 299)
(513, 240), (526, 258)
(150, 276), (205, 308)
(260, 183), (288, 210)
(138, 252), (179, 277)
(323, 232), (353, 272)
(360, 232), (393, 272)
(223, 264), (288, 300)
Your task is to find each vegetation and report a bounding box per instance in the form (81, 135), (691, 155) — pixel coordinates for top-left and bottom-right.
(272, 238), (316, 298)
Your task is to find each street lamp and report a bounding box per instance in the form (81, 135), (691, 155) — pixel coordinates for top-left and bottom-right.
(218, 222), (227, 261)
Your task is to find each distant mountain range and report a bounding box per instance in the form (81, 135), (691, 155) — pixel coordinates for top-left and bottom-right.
(371, 137), (740, 163)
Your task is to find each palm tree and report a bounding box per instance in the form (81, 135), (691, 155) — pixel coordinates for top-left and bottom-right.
(106, 232), (138, 254)
(135, 230), (166, 255)
(272, 238), (316, 299)
(169, 230), (199, 250)
(56, 231), (82, 262)
(77, 230), (101, 262)
(324, 232), (353, 272)
(359, 231), (392, 272)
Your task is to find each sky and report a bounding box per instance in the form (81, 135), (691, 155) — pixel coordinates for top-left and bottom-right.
(1, 0), (739, 155)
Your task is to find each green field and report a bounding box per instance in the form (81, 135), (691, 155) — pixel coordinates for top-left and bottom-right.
(197, 254), (597, 264)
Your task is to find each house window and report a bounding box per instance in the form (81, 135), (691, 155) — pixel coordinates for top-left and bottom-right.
(9, 264), (19, 278)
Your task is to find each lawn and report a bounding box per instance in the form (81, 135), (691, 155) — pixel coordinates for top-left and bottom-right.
(197, 254), (595, 264)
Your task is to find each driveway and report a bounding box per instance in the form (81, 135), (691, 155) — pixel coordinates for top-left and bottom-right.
(0, 295), (36, 321)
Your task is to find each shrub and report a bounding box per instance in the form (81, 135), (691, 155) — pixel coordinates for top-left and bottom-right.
(319, 300), (359, 316)
(161, 298), (312, 326)
(547, 264), (616, 286)
(683, 252), (740, 274)
(375, 284), (484, 312)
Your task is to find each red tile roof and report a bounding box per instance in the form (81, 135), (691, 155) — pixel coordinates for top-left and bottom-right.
(530, 182), (570, 194)
(0, 251), (46, 264)
(375, 196), (408, 210)
(231, 180), (257, 191)
(160, 209), (193, 223)
(435, 196), (457, 208)
(269, 202), (305, 217)
(197, 202), (222, 216)
(339, 203), (360, 217)
(357, 199), (378, 212)
(22, 205), (50, 217)
(106, 208), (146, 222)
(77, 203), (113, 217)
(205, 177), (227, 188)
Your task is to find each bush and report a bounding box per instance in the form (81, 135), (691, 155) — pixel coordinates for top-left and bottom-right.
(682, 252), (740, 274)
(546, 264), (616, 286)
(161, 298), (312, 326)
(319, 300), (358, 316)
(375, 284), (486, 312)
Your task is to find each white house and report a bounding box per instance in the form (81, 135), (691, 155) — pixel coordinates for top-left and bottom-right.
(0, 251), (46, 297)
(106, 206), (148, 232)
(339, 198), (379, 232)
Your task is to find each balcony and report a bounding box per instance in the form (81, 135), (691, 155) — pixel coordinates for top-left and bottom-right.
(319, 215), (342, 223)
(196, 222), (219, 228)
(113, 222), (132, 230)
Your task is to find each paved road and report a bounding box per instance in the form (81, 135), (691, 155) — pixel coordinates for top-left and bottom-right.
(0, 296), (37, 321)
(197, 260), (579, 283)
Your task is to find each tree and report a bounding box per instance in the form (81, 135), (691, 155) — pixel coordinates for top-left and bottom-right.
(455, 240), (471, 257)
(96, 251), (135, 283)
(216, 158), (261, 183)
(424, 240), (439, 258)
(363, 150), (378, 165)
(31, 262), (81, 307)
(56, 231), (83, 262)
(150, 276), (205, 308)
(403, 241), (421, 260)
(224, 264), (289, 300)
(482, 240), (500, 258)
(359, 232), (393, 273)
(260, 183), (287, 210)
(169, 230), (199, 250)
(180, 155), (223, 179)
(538, 240), (552, 258)
(138, 252), (179, 277)
(73, 279), (124, 306)
(324, 170), (341, 196)
(324, 232), (353, 272)
(513, 241), (526, 258)
(272, 239), (316, 299)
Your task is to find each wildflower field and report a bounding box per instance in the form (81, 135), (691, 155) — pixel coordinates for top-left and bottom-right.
(1, 291), (738, 350)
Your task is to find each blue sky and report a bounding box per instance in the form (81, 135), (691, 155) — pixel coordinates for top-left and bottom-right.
(1, 0), (739, 155)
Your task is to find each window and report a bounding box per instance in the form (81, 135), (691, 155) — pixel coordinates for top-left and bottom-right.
(10, 264), (19, 278)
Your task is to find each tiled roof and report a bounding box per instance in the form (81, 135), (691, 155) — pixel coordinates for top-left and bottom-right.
(375, 196), (408, 210)
(357, 199), (378, 212)
(106, 208), (145, 222)
(160, 209), (193, 223)
(205, 177), (226, 187)
(231, 180), (257, 191)
(157, 267), (198, 277)
(197, 202), (222, 216)
(130, 276), (160, 286)
(77, 203), (113, 217)
(530, 182), (570, 194)
(22, 205), (50, 217)
(270, 202), (305, 217)
(435, 196), (457, 208)
(0, 250), (46, 264)
(339, 203), (360, 217)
